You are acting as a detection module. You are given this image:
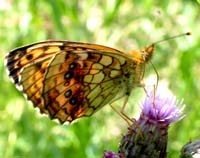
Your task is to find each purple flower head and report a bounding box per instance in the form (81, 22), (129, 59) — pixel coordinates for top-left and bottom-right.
(140, 89), (185, 124)
(105, 89), (186, 158)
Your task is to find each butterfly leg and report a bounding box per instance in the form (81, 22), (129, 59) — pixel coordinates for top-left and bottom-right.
(109, 94), (134, 125)
(121, 95), (143, 135)
(143, 85), (156, 108)
(147, 61), (159, 107)
(110, 104), (132, 126)
(110, 95), (143, 138)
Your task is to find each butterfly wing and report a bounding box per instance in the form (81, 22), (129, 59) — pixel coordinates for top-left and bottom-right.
(6, 41), (145, 123)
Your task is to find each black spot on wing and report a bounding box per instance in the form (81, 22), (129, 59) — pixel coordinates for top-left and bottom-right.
(26, 54), (33, 60)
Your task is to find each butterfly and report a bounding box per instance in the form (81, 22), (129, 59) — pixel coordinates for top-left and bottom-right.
(5, 40), (155, 123)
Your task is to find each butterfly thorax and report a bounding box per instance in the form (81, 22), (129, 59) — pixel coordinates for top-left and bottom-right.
(117, 59), (145, 97)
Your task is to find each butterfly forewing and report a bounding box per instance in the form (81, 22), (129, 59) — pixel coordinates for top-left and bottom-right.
(6, 42), (65, 85)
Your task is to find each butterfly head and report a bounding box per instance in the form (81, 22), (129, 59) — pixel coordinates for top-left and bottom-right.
(141, 44), (155, 62)
(129, 44), (155, 64)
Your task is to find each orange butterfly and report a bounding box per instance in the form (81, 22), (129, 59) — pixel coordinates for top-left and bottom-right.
(6, 33), (190, 123)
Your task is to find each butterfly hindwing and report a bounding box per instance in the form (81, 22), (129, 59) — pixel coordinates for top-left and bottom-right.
(42, 49), (128, 122)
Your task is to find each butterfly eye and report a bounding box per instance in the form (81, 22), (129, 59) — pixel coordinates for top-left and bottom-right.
(69, 62), (77, 69)
(64, 71), (74, 79)
(69, 96), (78, 105)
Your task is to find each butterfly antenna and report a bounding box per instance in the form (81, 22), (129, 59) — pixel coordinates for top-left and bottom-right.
(149, 60), (159, 107)
(152, 32), (192, 45)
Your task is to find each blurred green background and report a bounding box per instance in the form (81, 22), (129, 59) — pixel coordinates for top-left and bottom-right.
(0, 0), (199, 158)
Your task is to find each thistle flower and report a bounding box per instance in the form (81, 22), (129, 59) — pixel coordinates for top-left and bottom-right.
(103, 90), (185, 158)
(141, 90), (185, 124)
(118, 90), (185, 158)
